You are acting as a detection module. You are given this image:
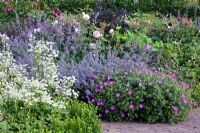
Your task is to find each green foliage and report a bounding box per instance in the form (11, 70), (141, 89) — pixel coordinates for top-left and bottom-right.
(0, 100), (101, 133)
(191, 84), (200, 105)
(91, 72), (191, 123)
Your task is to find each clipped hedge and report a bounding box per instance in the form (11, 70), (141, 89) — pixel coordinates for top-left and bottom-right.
(0, 100), (101, 133)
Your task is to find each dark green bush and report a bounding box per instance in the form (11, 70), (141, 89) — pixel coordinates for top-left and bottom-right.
(0, 100), (101, 133)
(89, 71), (191, 123)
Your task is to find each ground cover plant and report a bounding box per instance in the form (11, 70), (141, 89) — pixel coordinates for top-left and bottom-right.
(0, 0), (200, 132)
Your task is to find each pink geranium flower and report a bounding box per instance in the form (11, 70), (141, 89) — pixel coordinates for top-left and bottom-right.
(172, 106), (178, 115)
(139, 104), (144, 109)
(129, 104), (134, 109)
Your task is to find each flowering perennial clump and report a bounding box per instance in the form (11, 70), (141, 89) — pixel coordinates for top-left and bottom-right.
(0, 34), (77, 108)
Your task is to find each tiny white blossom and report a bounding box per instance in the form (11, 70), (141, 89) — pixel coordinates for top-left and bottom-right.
(109, 29), (114, 34)
(82, 12), (90, 20)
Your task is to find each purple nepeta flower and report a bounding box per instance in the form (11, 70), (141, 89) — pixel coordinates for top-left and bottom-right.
(144, 44), (151, 51)
(119, 110), (125, 118)
(110, 105), (116, 110)
(172, 106), (178, 115)
(129, 104), (134, 109)
(139, 104), (144, 109)
(100, 85), (104, 90)
(181, 83), (189, 89)
(97, 101), (104, 106)
(96, 84), (99, 88)
(181, 94), (188, 104)
(105, 109), (110, 113)
(91, 99), (95, 103)
(128, 90), (133, 95)
(115, 93), (121, 97)
(104, 82), (108, 87)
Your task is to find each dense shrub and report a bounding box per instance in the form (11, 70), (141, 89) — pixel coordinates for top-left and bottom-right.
(0, 100), (101, 133)
(88, 71), (191, 123)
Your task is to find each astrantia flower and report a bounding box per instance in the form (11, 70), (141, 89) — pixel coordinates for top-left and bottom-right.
(82, 12), (90, 20)
(168, 22), (172, 27)
(128, 90), (133, 95)
(34, 27), (41, 33)
(181, 94), (188, 104)
(89, 43), (96, 49)
(109, 29), (114, 34)
(172, 106), (178, 115)
(186, 18), (190, 21)
(93, 31), (102, 38)
(129, 103), (134, 109)
(115, 93), (121, 97)
(52, 9), (61, 17)
(139, 83), (143, 87)
(110, 105), (116, 110)
(177, 17), (183, 22)
(139, 104), (144, 109)
(184, 21), (190, 27)
(75, 27), (80, 33)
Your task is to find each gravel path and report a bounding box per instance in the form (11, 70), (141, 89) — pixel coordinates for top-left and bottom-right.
(102, 108), (200, 133)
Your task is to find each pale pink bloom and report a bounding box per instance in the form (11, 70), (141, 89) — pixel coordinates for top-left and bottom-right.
(93, 31), (102, 38)
(89, 43), (96, 49)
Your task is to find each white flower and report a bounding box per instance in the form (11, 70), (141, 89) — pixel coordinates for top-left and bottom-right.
(34, 27), (41, 33)
(82, 12), (90, 20)
(75, 28), (80, 33)
(53, 20), (59, 25)
(109, 29), (114, 34)
(89, 43), (96, 49)
(0, 34), (78, 109)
